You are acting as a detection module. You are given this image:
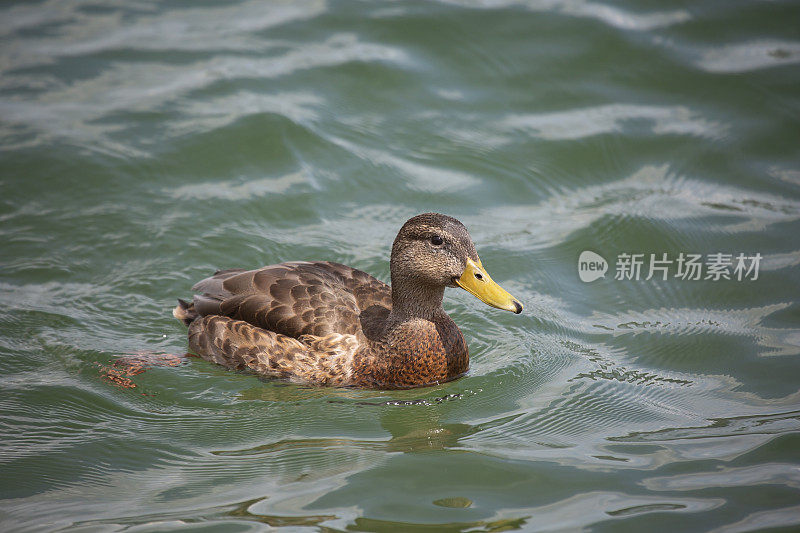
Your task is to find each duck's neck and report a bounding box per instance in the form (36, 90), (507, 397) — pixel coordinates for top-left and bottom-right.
(388, 277), (446, 325)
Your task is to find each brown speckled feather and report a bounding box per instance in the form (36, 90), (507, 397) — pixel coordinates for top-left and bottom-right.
(177, 259), (469, 388)
(189, 315), (360, 386)
(191, 261), (391, 337)
(181, 261), (403, 387)
(348, 315), (469, 389)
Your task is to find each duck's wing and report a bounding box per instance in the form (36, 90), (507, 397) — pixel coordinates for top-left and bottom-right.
(190, 261), (391, 338)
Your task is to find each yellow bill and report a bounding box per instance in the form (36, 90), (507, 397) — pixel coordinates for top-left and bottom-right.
(455, 258), (523, 314)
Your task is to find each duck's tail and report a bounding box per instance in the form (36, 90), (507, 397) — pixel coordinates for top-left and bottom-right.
(172, 298), (198, 326)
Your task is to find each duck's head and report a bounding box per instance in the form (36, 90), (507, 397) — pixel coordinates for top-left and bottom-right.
(390, 213), (523, 314)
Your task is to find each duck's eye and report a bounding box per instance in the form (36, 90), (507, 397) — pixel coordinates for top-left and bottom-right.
(430, 235), (444, 246)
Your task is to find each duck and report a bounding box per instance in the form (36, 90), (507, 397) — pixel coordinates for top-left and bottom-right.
(173, 213), (523, 389)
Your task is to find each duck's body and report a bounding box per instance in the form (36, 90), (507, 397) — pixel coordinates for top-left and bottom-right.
(174, 213), (521, 389)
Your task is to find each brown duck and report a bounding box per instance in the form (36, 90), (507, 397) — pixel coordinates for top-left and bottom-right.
(173, 213), (523, 389)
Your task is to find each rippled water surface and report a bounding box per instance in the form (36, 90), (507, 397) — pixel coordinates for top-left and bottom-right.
(2, 1), (800, 531)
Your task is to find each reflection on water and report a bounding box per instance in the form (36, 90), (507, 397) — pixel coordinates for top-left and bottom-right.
(1, 0), (799, 531)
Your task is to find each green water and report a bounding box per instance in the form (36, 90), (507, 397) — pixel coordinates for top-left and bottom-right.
(2, 0), (800, 531)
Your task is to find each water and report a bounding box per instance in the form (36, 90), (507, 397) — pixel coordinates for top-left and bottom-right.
(1, 1), (799, 531)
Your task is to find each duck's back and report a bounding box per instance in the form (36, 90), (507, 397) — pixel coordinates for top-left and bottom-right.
(189, 261), (392, 338)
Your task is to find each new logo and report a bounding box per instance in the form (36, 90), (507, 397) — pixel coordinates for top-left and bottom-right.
(578, 251), (608, 282)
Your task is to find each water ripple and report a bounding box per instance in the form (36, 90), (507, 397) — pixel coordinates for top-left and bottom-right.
(500, 104), (726, 141)
(437, 0), (690, 31)
(695, 40), (800, 74)
(645, 463), (800, 491)
(498, 491), (721, 530)
(0, 0), (326, 58)
(588, 304), (799, 357)
(708, 505), (800, 533)
(0, 32), (413, 155)
(467, 164), (800, 251)
(169, 170), (312, 201)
